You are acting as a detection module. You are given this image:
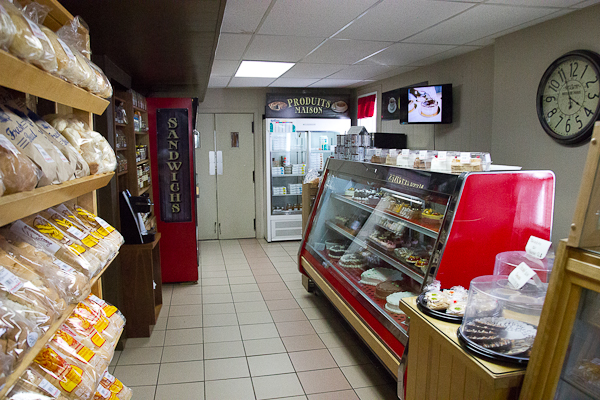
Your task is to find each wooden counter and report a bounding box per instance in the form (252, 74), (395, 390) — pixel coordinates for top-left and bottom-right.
(400, 297), (526, 400)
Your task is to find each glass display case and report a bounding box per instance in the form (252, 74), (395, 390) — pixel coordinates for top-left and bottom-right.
(299, 158), (555, 375)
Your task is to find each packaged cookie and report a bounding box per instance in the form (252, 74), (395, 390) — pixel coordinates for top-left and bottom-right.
(6, 367), (70, 400)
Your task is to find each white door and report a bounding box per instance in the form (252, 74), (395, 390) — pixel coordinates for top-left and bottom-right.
(196, 113), (256, 240)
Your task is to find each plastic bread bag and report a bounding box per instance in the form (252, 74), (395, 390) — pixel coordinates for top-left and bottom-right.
(96, 370), (132, 400)
(40, 208), (113, 266)
(26, 18), (57, 73)
(0, 1), (16, 51)
(63, 315), (113, 362)
(71, 302), (120, 347)
(6, 367), (71, 400)
(56, 15), (90, 57)
(89, 130), (116, 173)
(32, 345), (98, 400)
(40, 25), (85, 86)
(0, 134), (41, 194)
(0, 235), (88, 304)
(5, 218), (101, 279)
(83, 295), (125, 333)
(0, 0), (43, 62)
(0, 300), (41, 370)
(74, 50), (98, 93)
(0, 244), (67, 313)
(50, 327), (110, 375)
(89, 62), (113, 99)
(0, 169), (5, 196)
(68, 204), (124, 248)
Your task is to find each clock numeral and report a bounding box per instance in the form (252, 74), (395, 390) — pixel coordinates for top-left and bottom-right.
(558, 69), (567, 83)
(545, 96), (556, 103)
(586, 76), (599, 89)
(576, 115), (583, 130)
(547, 108), (558, 118)
(581, 65), (589, 80)
(570, 62), (579, 78)
(585, 107), (594, 117)
(549, 80), (560, 92)
(566, 118), (571, 133)
(555, 116), (564, 129)
(588, 92), (599, 100)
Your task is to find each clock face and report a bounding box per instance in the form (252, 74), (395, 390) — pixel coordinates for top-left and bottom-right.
(537, 50), (600, 145)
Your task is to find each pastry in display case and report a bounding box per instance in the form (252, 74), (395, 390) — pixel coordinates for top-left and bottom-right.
(299, 158), (555, 377)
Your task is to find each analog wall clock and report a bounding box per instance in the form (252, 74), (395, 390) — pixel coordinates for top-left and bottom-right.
(536, 50), (600, 145)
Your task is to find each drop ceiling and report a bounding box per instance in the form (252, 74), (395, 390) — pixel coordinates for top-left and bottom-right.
(211, 0), (599, 89)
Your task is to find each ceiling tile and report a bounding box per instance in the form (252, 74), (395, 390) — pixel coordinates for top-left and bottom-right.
(348, 80), (376, 88)
(228, 77), (276, 87)
(486, 0), (580, 6)
(309, 79), (364, 87)
(208, 76), (230, 88)
(245, 35), (325, 62)
(336, 0), (475, 42)
(269, 78), (321, 87)
(215, 33), (252, 60)
(363, 43), (456, 66)
(370, 66), (418, 81)
(302, 39), (391, 64)
(220, 0), (272, 33)
(327, 64), (394, 79)
(210, 60), (240, 76)
(407, 45), (483, 66)
(573, 0), (600, 7)
(258, 0), (379, 37)
(281, 63), (347, 79)
(405, 4), (558, 45)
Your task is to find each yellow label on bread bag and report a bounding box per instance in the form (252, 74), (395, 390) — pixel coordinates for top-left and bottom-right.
(68, 243), (86, 255)
(81, 235), (98, 248)
(108, 380), (124, 394)
(34, 348), (83, 393)
(53, 330), (96, 363)
(103, 305), (117, 318)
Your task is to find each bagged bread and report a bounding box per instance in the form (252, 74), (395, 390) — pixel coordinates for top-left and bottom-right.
(73, 50), (98, 93)
(51, 327), (110, 375)
(68, 204), (124, 249)
(63, 315), (113, 362)
(32, 345), (98, 400)
(40, 25), (85, 86)
(89, 62), (113, 99)
(0, 0), (43, 62)
(84, 295), (125, 333)
(0, 1), (16, 51)
(71, 303), (120, 347)
(2, 236), (88, 304)
(95, 370), (132, 400)
(6, 367), (71, 400)
(0, 133), (40, 194)
(0, 301), (41, 371)
(0, 275), (54, 331)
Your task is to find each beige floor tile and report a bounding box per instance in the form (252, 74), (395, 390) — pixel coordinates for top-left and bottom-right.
(233, 291), (264, 302)
(202, 271), (228, 279)
(289, 349), (337, 372)
(307, 390), (359, 400)
(237, 311), (273, 325)
(158, 360), (204, 384)
(201, 264), (226, 271)
(204, 357), (250, 380)
(127, 385), (156, 398)
(248, 353), (294, 377)
(270, 309), (308, 323)
(201, 285), (231, 295)
(202, 293), (234, 304)
(261, 290), (294, 301)
(254, 274), (285, 284)
(230, 283), (261, 293)
(170, 304), (203, 317)
(114, 364), (160, 386)
(154, 317), (168, 330)
(297, 368), (351, 394)
(295, 296), (328, 310)
(235, 301), (269, 313)
(204, 340), (246, 359)
(161, 343), (204, 363)
(257, 281), (289, 292)
(155, 382), (204, 400)
(328, 346), (371, 367)
(243, 337), (287, 356)
(167, 315), (203, 330)
(282, 335), (326, 353)
(203, 325), (242, 343)
(164, 328), (203, 346)
(109, 350), (121, 366)
(227, 269), (254, 277)
(251, 268), (279, 276)
(203, 303), (236, 315)
(354, 384), (398, 400)
(318, 331), (358, 349)
(276, 320), (317, 337)
(126, 329), (166, 348)
(225, 263), (251, 270)
(252, 373), (305, 400)
(205, 377), (256, 400)
(302, 306), (337, 320)
(341, 364), (392, 389)
(240, 323), (280, 340)
(229, 276), (257, 285)
(202, 313), (239, 327)
(171, 294), (203, 305)
(266, 299), (300, 311)
(172, 284), (203, 295)
(202, 277), (230, 286)
(309, 318), (346, 334)
(117, 347), (163, 365)
(274, 397), (307, 400)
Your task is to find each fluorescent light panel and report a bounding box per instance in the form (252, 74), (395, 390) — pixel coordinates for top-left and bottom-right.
(235, 61), (295, 78)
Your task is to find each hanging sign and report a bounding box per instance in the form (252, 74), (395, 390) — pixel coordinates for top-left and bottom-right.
(265, 93), (351, 119)
(382, 89), (401, 120)
(157, 108), (192, 222)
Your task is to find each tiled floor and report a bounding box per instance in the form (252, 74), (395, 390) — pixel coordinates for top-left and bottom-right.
(111, 239), (398, 399)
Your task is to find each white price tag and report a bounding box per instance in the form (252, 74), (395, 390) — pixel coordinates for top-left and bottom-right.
(33, 143), (55, 163)
(52, 145), (70, 163)
(508, 262), (537, 290)
(27, 332), (39, 347)
(526, 236), (552, 259)
(419, 150), (427, 159)
(97, 385), (111, 398)
(375, 148), (382, 156)
(25, 18), (46, 41)
(0, 267), (23, 293)
(438, 151), (447, 161)
(67, 226), (86, 240)
(57, 38), (76, 61)
(54, 259), (76, 274)
(389, 149), (397, 157)
(460, 152), (471, 164)
(484, 153), (491, 163)
(153, 280), (157, 289)
(95, 217), (111, 229)
(38, 378), (60, 398)
(10, 220), (61, 254)
(103, 370), (116, 384)
(401, 149), (410, 156)
(0, 135), (20, 155)
(89, 294), (106, 306)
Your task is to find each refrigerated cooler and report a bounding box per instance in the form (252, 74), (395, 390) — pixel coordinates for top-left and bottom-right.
(298, 158), (555, 381)
(266, 118), (351, 242)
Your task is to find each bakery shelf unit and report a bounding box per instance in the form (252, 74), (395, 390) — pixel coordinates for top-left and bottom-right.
(299, 158), (555, 381)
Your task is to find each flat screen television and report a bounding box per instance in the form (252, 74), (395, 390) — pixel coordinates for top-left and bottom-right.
(398, 84), (452, 124)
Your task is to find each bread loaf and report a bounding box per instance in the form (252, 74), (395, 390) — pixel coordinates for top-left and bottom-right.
(6, 367), (71, 400)
(0, 134), (40, 195)
(0, 0), (43, 62)
(40, 25), (86, 86)
(96, 370), (132, 400)
(0, 2), (16, 51)
(51, 328), (110, 375)
(0, 302), (40, 371)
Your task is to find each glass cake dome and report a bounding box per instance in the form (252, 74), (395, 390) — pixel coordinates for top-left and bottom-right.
(494, 251), (554, 283)
(457, 275), (548, 364)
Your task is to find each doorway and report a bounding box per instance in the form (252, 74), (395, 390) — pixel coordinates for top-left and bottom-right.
(196, 113), (256, 240)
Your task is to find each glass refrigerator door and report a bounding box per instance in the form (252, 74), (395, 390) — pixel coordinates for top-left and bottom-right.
(308, 131), (338, 172)
(555, 289), (600, 399)
(271, 131), (307, 215)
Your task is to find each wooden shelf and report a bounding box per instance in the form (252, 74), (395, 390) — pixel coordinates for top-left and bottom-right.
(135, 130), (149, 135)
(117, 171), (128, 176)
(0, 253), (119, 398)
(117, 147), (128, 151)
(133, 106), (147, 113)
(0, 49), (109, 115)
(139, 185), (151, 195)
(137, 159), (149, 166)
(0, 173), (114, 227)
(116, 122), (127, 127)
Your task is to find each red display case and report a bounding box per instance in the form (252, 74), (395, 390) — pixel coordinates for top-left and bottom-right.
(298, 159), (555, 382)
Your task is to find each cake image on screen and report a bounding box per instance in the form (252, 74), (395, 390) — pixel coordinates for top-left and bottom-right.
(408, 86), (442, 123)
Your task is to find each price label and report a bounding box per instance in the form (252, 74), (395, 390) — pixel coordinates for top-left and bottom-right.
(438, 151), (447, 161)
(0, 267), (23, 293)
(54, 259), (76, 274)
(95, 217), (111, 229)
(10, 220), (61, 254)
(57, 38), (76, 61)
(38, 378), (60, 398)
(52, 145), (70, 163)
(401, 149), (410, 156)
(484, 153), (491, 163)
(375, 149), (382, 156)
(33, 143), (55, 163)
(97, 385), (111, 397)
(0, 135), (20, 155)
(27, 331), (39, 347)
(103, 370), (116, 384)
(67, 226), (86, 240)
(508, 262), (537, 290)
(460, 152), (471, 164)
(89, 294), (106, 306)
(389, 149), (397, 157)
(419, 150), (427, 159)
(526, 236), (552, 259)
(25, 18), (46, 41)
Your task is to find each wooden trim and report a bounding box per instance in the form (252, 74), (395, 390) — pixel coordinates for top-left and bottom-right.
(301, 257), (401, 376)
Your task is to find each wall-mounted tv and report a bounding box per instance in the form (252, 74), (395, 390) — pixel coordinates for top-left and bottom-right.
(398, 84), (453, 124)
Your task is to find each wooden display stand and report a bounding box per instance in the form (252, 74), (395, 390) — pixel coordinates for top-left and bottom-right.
(120, 233), (163, 337)
(400, 297), (526, 400)
(302, 182), (319, 234)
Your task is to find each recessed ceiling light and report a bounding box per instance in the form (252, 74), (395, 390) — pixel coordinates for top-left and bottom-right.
(235, 61), (295, 78)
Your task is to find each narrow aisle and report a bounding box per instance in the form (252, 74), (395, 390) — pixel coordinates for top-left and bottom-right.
(112, 239), (398, 399)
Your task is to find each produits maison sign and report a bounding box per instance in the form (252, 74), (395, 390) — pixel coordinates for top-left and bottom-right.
(265, 93), (351, 119)
(156, 108), (192, 223)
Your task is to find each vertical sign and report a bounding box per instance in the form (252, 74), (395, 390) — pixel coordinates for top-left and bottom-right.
(157, 108), (191, 222)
